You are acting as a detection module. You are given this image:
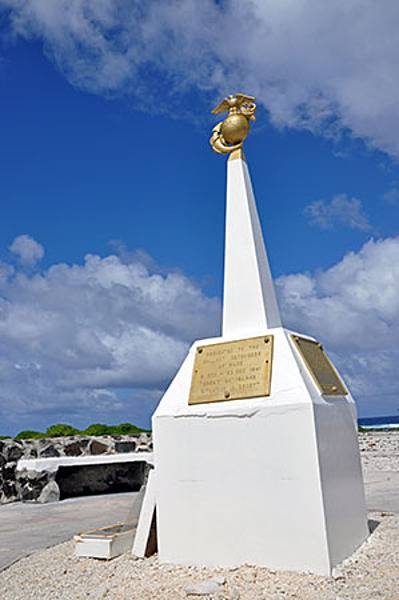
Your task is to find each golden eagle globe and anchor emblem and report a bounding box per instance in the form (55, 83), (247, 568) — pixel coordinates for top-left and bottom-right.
(210, 93), (257, 155)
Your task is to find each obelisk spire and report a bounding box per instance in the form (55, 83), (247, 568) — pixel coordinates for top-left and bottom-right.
(210, 93), (282, 336)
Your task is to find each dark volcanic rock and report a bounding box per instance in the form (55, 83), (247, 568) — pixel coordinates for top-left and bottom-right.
(2, 480), (18, 501)
(64, 441), (83, 456)
(3, 462), (16, 480)
(6, 444), (24, 462)
(115, 440), (136, 453)
(18, 471), (50, 502)
(89, 440), (109, 455)
(39, 445), (60, 458)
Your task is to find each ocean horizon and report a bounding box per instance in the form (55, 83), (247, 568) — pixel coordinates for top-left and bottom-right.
(358, 415), (399, 429)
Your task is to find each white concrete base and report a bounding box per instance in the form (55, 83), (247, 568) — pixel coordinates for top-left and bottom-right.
(152, 327), (368, 575)
(75, 523), (134, 559)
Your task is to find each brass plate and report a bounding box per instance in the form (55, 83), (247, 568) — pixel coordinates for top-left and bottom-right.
(188, 335), (273, 405)
(291, 335), (347, 396)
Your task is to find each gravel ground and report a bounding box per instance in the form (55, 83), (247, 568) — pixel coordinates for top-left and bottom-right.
(359, 430), (399, 473)
(1, 512), (398, 600)
(1, 431), (399, 600)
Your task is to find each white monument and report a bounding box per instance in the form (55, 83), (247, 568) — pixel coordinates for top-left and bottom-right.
(146, 94), (368, 575)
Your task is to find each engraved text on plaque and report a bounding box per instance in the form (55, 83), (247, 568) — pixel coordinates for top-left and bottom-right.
(188, 335), (273, 405)
(291, 335), (347, 396)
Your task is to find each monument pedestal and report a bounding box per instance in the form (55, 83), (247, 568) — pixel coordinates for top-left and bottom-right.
(149, 125), (368, 575)
(153, 327), (368, 575)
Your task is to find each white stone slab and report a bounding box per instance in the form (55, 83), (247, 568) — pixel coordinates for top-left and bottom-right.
(17, 452), (153, 473)
(132, 469), (156, 558)
(75, 523), (135, 559)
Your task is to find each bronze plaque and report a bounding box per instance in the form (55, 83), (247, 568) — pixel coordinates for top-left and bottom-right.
(188, 335), (273, 405)
(291, 335), (347, 396)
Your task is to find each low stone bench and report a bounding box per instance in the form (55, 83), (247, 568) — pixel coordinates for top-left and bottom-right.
(0, 434), (153, 504)
(16, 452), (153, 503)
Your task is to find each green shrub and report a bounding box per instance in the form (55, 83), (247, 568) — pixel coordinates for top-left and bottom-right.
(0, 421), (151, 440)
(15, 430), (44, 440)
(83, 423), (112, 436)
(111, 422), (146, 435)
(83, 422), (149, 436)
(45, 423), (80, 437)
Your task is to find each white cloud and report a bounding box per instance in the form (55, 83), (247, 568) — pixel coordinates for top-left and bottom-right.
(0, 237), (399, 431)
(304, 194), (371, 231)
(277, 236), (399, 416)
(1, 233), (399, 430)
(383, 187), (399, 205)
(0, 242), (220, 432)
(9, 234), (44, 266)
(2, 0), (399, 156)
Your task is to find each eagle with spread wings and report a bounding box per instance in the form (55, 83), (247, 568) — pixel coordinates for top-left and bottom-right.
(211, 93), (256, 116)
(210, 93), (257, 155)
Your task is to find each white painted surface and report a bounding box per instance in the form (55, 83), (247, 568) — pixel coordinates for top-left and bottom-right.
(313, 401), (369, 566)
(151, 155), (368, 574)
(75, 536), (112, 559)
(17, 452), (153, 473)
(132, 469), (156, 558)
(223, 157), (281, 337)
(75, 526), (134, 559)
(153, 327), (368, 574)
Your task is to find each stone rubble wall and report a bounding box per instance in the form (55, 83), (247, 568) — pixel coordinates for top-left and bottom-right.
(2, 430), (398, 505)
(0, 433), (152, 504)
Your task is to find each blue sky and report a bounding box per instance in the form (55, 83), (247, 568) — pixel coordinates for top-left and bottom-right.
(1, 1), (399, 435)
